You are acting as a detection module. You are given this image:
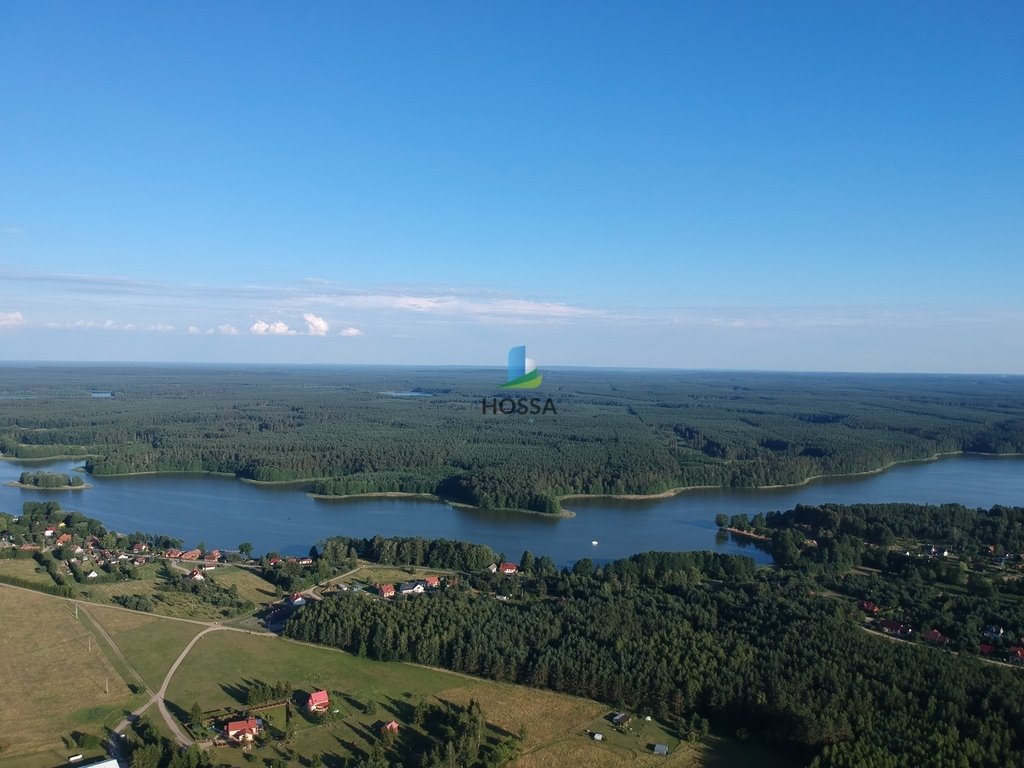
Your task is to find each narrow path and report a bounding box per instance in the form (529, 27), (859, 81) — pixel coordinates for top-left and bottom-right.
(154, 626), (225, 745)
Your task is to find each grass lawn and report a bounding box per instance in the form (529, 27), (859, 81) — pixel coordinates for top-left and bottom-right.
(73, 563), (240, 621)
(0, 585), (141, 767)
(84, 604), (205, 690)
(0, 556), (59, 586)
(208, 565), (278, 607)
(345, 564), (452, 588)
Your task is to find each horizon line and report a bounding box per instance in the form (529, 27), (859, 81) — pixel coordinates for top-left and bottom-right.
(0, 360), (1022, 377)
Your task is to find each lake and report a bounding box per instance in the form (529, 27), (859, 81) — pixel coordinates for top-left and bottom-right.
(1, 455), (1023, 566)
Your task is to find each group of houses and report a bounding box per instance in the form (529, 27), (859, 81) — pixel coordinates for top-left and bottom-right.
(378, 574), (442, 598)
(860, 603), (1024, 661)
(220, 690), (400, 747)
(487, 562), (519, 575)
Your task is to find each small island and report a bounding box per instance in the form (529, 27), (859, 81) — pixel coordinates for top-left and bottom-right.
(6, 471), (91, 490)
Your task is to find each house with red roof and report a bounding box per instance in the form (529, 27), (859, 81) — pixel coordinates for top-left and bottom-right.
(226, 717), (262, 741)
(307, 689), (330, 712)
(424, 575), (440, 588)
(924, 629), (948, 646)
(499, 562), (518, 575)
(204, 549), (221, 563)
(181, 549), (201, 560)
(857, 600), (880, 615)
(1009, 647), (1024, 663)
(979, 644), (995, 656)
(55, 533), (72, 546)
(381, 720), (400, 735)
(378, 583), (395, 598)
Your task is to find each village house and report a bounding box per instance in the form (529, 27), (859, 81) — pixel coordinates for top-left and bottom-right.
(378, 583), (395, 598)
(399, 581), (424, 595)
(133, 557), (146, 566)
(924, 629), (948, 646)
(298, 557), (314, 565)
(979, 644), (995, 656)
(984, 625), (1005, 640)
(204, 549), (221, 563)
(268, 556), (282, 566)
(226, 717), (262, 742)
(307, 689), (330, 712)
(188, 569), (205, 581)
(381, 720), (400, 735)
(43, 526), (57, 537)
(55, 532), (72, 546)
(857, 600), (880, 615)
(1009, 647), (1024, 663)
(288, 593), (306, 606)
(164, 548), (182, 558)
(424, 575), (440, 588)
(499, 562), (518, 575)
(181, 549), (202, 560)
(653, 744), (669, 756)
(611, 712), (631, 727)
(879, 620), (913, 638)
(132, 541), (148, 553)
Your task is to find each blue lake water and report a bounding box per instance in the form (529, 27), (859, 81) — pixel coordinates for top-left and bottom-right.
(1, 455), (1022, 566)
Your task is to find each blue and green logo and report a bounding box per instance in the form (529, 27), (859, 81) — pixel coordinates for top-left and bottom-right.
(501, 345), (543, 389)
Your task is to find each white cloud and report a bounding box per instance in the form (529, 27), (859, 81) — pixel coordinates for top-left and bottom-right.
(339, 326), (363, 337)
(187, 325), (203, 335)
(0, 310), (25, 328)
(250, 319), (297, 336)
(217, 324), (240, 335)
(303, 313), (329, 336)
(146, 323), (175, 333)
(43, 319), (136, 331)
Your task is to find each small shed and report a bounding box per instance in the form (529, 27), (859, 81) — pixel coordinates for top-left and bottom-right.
(592, 732), (603, 741)
(653, 743), (669, 756)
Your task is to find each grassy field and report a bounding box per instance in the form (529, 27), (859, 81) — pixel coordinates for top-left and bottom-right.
(165, 631), (792, 768)
(84, 604), (204, 690)
(0, 556), (59, 586)
(0, 585), (141, 768)
(71, 562), (248, 621)
(344, 564), (452, 587)
(208, 565), (279, 607)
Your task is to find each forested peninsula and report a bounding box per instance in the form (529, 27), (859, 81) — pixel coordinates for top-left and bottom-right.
(2, 366), (1023, 513)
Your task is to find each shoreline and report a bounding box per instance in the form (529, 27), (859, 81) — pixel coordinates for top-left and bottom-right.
(2, 449), (1020, 513)
(4, 481), (92, 490)
(310, 491), (576, 519)
(560, 450), (1024, 504)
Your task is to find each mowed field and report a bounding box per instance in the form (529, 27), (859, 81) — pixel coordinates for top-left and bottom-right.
(0, 585), (141, 768)
(84, 604), (204, 690)
(0, 556), (59, 585)
(207, 564), (279, 607)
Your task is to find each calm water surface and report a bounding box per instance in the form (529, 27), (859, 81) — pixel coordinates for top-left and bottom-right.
(2, 455), (1022, 566)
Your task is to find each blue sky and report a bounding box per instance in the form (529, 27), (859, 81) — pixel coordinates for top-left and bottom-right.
(1, 2), (1022, 371)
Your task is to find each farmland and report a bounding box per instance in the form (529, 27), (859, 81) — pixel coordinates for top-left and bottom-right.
(0, 586), (140, 768)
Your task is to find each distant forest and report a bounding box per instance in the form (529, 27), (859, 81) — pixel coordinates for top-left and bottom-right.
(1, 366), (1023, 513)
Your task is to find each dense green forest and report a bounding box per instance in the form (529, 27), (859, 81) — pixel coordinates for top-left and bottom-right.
(13, 470), (84, 488)
(2, 365), (1023, 512)
(287, 540), (1024, 768)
